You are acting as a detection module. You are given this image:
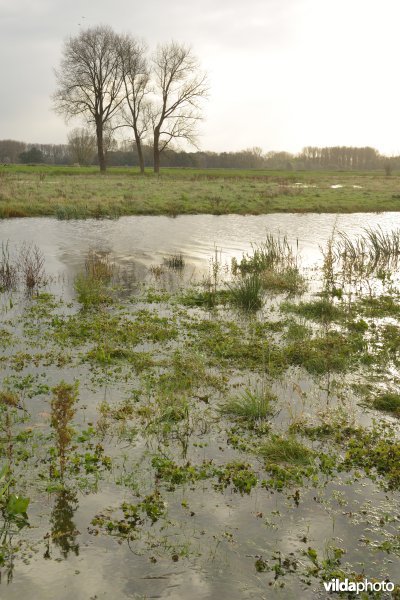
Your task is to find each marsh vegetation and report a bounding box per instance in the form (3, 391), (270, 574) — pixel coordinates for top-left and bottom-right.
(1, 219), (400, 598)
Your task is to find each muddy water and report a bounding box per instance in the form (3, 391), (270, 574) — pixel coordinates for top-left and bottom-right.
(0, 214), (400, 599)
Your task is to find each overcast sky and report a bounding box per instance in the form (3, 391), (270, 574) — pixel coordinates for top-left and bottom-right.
(1, 0), (400, 155)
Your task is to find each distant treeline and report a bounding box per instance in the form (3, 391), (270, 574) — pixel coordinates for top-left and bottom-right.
(0, 139), (398, 171)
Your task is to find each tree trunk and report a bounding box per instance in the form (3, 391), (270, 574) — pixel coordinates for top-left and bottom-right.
(96, 120), (106, 173)
(134, 132), (145, 175)
(153, 129), (160, 174)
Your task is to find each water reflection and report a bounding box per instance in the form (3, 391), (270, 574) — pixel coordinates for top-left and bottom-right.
(45, 489), (79, 560)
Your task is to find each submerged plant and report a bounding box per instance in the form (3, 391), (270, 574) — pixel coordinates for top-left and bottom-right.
(50, 381), (79, 477)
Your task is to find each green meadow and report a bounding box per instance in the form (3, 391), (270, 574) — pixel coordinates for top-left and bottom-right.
(1, 164), (400, 218)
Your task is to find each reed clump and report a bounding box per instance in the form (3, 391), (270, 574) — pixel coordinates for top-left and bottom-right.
(0, 243), (18, 292)
(332, 227), (400, 278)
(232, 234), (305, 295)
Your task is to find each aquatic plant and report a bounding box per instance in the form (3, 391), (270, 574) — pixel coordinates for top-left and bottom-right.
(0, 243), (18, 292)
(233, 234), (297, 274)
(85, 249), (114, 281)
(228, 273), (263, 310)
(220, 386), (275, 423)
(17, 243), (46, 291)
(163, 254), (185, 269)
(50, 381), (79, 477)
(372, 392), (400, 416)
(333, 226), (400, 278)
(258, 435), (313, 466)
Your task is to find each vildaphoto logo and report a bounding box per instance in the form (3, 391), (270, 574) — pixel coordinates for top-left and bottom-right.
(323, 578), (394, 594)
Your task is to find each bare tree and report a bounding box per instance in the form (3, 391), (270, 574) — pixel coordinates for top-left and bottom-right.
(53, 25), (124, 172)
(67, 128), (96, 165)
(117, 35), (150, 175)
(150, 42), (208, 174)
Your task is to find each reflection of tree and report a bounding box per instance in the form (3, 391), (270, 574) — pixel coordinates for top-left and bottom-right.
(49, 489), (79, 559)
(0, 520), (15, 584)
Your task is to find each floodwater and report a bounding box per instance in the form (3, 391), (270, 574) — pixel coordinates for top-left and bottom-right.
(0, 213), (400, 600)
(1, 212), (400, 277)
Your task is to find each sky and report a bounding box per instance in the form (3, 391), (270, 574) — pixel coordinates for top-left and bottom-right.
(1, 0), (400, 155)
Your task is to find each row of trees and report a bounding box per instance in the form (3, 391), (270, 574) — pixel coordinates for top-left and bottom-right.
(2, 138), (399, 171)
(53, 26), (208, 173)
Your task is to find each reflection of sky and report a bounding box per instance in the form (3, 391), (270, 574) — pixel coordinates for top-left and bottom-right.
(2, 213), (400, 280)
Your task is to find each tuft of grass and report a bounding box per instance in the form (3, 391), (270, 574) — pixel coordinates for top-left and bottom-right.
(220, 386), (275, 422)
(261, 266), (307, 295)
(233, 234), (297, 275)
(74, 273), (112, 308)
(372, 393), (400, 416)
(0, 242), (18, 292)
(285, 330), (367, 374)
(163, 254), (185, 269)
(74, 249), (114, 308)
(85, 249), (114, 281)
(281, 298), (343, 322)
(258, 435), (313, 466)
(228, 274), (263, 310)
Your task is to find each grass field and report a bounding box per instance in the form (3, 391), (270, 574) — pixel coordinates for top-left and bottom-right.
(1, 164), (400, 218)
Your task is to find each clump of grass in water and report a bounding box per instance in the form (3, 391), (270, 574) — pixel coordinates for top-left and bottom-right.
(0, 242), (18, 292)
(220, 386), (275, 422)
(163, 254), (185, 269)
(228, 273), (263, 310)
(333, 226), (400, 278)
(50, 381), (78, 478)
(234, 233), (296, 274)
(232, 234), (305, 295)
(74, 249), (114, 308)
(372, 392), (400, 416)
(281, 298), (343, 323)
(85, 249), (114, 281)
(258, 435), (313, 466)
(18, 242), (46, 292)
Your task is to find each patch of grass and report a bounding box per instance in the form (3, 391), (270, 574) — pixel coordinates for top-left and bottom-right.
(258, 435), (314, 466)
(261, 266), (307, 295)
(228, 274), (263, 310)
(220, 386), (275, 423)
(372, 392), (400, 415)
(232, 234), (297, 274)
(282, 298), (344, 322)
(285, 330), (367, 374)
(179, 288), (231, 308)
(343, 426), (400, 489)
(74, 273), (112, 308)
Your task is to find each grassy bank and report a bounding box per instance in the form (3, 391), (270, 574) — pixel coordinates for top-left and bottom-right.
(1, 165), (400, 218)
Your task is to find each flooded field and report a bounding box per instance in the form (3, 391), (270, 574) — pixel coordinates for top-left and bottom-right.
(0, 213), (400, 599)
